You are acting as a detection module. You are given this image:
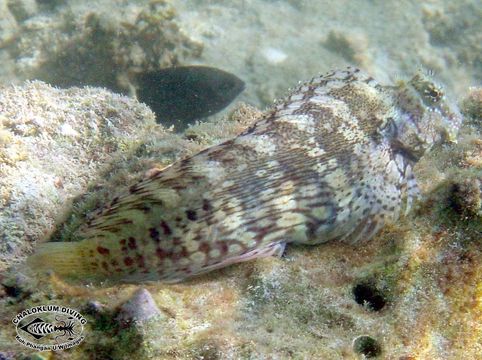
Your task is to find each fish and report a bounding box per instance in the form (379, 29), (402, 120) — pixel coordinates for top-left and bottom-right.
(28, 67), (461, 284)
(134, 66), (245, 130)
(19, 317), (78, 341)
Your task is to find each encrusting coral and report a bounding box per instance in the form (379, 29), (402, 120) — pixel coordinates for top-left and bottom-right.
(0, 81), (157, 271)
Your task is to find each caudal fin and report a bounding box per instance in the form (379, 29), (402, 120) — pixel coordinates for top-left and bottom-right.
(27, 242), (95, 279)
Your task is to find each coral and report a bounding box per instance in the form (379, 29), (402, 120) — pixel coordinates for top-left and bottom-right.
(0, 81), (158, 271)
(323, 29), (371, 68)
(5, 0), (38, 23)
(422, 2), (482, 82)
(461, 87), (482, 124)
(0, 1), (19, 48)
(450, 178), (481, 218)
(183, 102), (262, 145)
(3, 0), (202, 94)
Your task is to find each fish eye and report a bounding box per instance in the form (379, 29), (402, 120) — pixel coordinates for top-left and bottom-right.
(424, 85), (443, 103)
(382, 118), (398, 139)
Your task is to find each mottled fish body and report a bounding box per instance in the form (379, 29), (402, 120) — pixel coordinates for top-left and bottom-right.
(29, 68), (461, 283)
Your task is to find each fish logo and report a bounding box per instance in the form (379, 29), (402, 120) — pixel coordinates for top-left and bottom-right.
(13, 305), (86, 351)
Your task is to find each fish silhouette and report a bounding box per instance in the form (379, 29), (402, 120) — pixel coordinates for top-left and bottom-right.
(135, 66), (245, 130)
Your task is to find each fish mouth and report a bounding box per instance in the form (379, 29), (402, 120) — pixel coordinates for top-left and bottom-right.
(389, 137), (425, 163)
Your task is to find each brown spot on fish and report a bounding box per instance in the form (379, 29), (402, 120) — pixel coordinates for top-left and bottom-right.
(160, 221), (172, 236)
(156, 248), (169, 260)
(97, 246), (110, 256)
(128, 237), (137, 250)
(149, 228), (160, 240)
(186, 209), (197, 221)
(202, 199), (212, 212)
(199, 242), (211, 254)
(136, 254), (145, 268)
(218, 242), (229, 256)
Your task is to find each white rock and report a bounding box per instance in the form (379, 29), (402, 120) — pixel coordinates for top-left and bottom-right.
(261, 47), (288, 65)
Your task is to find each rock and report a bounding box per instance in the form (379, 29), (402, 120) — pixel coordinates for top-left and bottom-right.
(0, 81), (157, 271)
(261, 47), (288, 65)
(0, 351), (16, 360)
(323, 29), (371, 67)
(89, 288), (180, 359)
(117, 288), (163, 325)
(1, 272), (32, 299)
(461, 87), (482, 124)
(6, 0), (38, 23)
(82, 300), (107, 316)
(422, 2), (481, 84)
(451, 178), (482, 218)
(353, 336), (382, 358)
(1, 0), (203, 94)
(0, 1), (18, 48)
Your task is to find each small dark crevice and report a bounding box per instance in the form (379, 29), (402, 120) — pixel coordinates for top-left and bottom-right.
(352, 283), (387, 312)
(353, 336), (382, 358)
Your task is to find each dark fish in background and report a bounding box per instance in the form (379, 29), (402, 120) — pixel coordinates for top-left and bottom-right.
(135, 66), (245, 130)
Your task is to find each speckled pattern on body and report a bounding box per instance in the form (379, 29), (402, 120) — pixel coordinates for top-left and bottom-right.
(29, 68), (461, 283)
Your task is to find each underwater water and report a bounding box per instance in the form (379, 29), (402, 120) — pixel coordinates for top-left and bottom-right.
(0, 0), (481, 359)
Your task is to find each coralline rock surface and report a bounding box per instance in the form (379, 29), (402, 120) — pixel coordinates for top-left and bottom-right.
(0, 81), (480, 359)
(0, 0), (203, 94)
(1, 0), (480, 117)
(0, 81), (157, 271)
(172, 0), (480, 106)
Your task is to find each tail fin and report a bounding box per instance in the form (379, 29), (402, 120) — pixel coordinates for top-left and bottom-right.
(27, 242), (94, 279)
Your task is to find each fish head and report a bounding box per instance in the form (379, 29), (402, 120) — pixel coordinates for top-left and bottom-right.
(202, 68), (245, 107)
(388, 71), (462, 162)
